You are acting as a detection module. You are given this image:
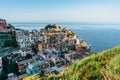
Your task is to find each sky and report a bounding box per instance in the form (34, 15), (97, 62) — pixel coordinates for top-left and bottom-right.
(0, 0), (120, 23)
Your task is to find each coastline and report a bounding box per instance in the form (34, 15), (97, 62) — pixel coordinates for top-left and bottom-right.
(11, 23), (120, 53)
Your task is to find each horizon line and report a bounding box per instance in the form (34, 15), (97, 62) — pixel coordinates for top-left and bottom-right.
(10, 22), (120, 25)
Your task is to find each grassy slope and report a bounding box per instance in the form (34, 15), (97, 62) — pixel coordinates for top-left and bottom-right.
(25, 46), (120, 80)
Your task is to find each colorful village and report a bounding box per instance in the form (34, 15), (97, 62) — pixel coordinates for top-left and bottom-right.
(0, 19), (91, 80)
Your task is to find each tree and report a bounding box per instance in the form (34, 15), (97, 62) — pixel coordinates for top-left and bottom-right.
(4, 40), (18, 47)
(40, 70), (45, 77)
(2, 57), (19, 76)
(25, 54), (32, 59)
(2, 57), (9, 74)
(7, 24), (15, 29)
(8, 62), (19, 75)
(45, 24), (57, 30)
(31, 44), (38, 54)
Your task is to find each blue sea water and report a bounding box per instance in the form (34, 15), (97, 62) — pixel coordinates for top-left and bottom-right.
(12, 23), (120, 53)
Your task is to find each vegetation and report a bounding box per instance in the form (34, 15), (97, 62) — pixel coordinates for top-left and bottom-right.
(24, 46), (120, 80)
(25, 54), (32, 59)
(45, 24), (59, 30)
(103, 54), (120, 80)
(7, 23), (15, 29)
(4, 39), (18, 47)
(8, 62), (19, 75)
(2, 57), (19, 80)
(0, 31), (17, 49)
(31, 44), (38, 54)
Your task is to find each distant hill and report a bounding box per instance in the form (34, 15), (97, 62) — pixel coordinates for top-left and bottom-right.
(23, 46), (120, 80)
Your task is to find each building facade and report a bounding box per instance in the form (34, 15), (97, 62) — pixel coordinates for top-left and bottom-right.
(0, 19), (10, 32)
(15, 29), (31, 48)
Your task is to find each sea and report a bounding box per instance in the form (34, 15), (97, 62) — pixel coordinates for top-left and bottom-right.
(12, 23), (120, 53)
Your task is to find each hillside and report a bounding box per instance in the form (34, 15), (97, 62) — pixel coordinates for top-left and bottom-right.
(23, 46), (120, 80)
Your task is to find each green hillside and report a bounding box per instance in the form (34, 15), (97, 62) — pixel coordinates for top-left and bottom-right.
(24, 46), (120, 80)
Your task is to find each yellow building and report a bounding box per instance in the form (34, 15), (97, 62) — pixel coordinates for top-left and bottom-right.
(38, 43), (48, 51)
(56, 26), (61, 31)
(38, 43), (43, 51)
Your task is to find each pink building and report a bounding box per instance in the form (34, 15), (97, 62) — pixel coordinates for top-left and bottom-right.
(0, 57), (2, 72)
(0, 19), (10, 32)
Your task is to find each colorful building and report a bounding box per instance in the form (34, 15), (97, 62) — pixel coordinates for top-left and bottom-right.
(0, 19), (10, 32)
(15, 29), (31, 48)
(0, 57), (2, 79)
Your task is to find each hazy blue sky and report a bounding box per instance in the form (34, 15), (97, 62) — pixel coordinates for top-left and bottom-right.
(0, 0), (120, 23)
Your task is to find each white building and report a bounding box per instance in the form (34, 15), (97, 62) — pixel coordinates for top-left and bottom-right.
(19, 48), (33, 57)
(76, 38), (80, 45)
(29, 29), (40, 44)
(15, 29), (31, 48)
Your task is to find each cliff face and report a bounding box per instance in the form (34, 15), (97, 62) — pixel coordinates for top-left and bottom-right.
(24, 46), (120, 80)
